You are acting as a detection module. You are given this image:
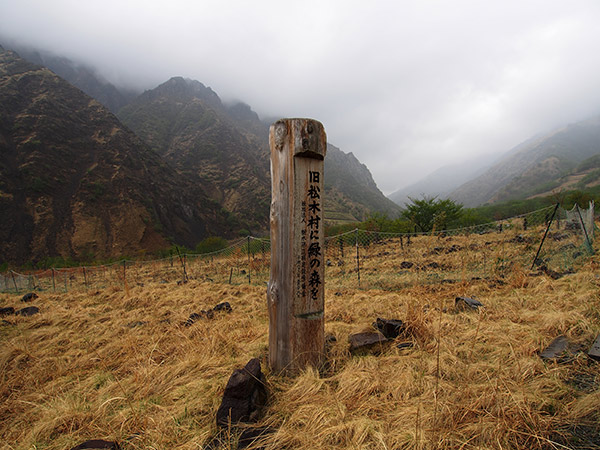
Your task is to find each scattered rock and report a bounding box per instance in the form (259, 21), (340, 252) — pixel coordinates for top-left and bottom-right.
(539, 265), (563, 280)
(184, 309), (215, 326)
(216, 358), (267, 428)
(214, 302), (232, 313)
(588, 334), (600, 361)
(126, 321), (146, 328)
(15, 306), (39, 316)
(21, 292), (38, 302)
(325, 333), (337, 347)
(400, 261), (414, 269)
(540, 335), (580, 362)
(396, 341), (414, 350)
(237, 426), (275, 449)
(70, 440), (120, 450)
(455, 297), (483, 311)
(348, 331), (388, 354)
(0, 307), (15, 316)
(374, 318), (404, 339)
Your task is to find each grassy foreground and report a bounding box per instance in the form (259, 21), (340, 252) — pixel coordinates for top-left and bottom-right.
(1, 254), (599, 449)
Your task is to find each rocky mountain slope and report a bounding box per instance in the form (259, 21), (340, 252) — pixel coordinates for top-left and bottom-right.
(450, 116), (600, 206)
(0, 47), (233, 265)
(118, 77), (399, 227)
(3, 41), (138, 114)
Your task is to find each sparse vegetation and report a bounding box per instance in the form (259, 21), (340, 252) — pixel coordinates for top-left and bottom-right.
(1, 224), (598, 449)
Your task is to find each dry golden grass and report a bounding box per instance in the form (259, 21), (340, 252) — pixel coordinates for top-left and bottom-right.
(1, 229), (599, 449)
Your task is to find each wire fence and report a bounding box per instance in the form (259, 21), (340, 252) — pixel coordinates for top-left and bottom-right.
(1, 204), (596, 294)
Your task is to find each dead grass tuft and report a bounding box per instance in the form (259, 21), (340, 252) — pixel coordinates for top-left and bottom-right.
(1, 229), (599, 449)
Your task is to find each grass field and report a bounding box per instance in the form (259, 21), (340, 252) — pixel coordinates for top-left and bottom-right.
(1, 226), (599, 449)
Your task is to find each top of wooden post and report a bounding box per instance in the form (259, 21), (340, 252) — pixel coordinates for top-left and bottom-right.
(270, 118), (326, 160)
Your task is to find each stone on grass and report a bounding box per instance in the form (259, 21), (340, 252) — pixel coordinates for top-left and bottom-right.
(21, 292), (38, 302)
(540, 335), (579, 362)
(374, 318), (404, 339)
(349, 331), (388, 354)
(70, 440), (120, 450)
(455, 297), (483, 311)
(237, 426), (275, 450)
(587, 334), (600, 361)
(216, 358), (267, 428)
(213, 302), (232, 313)
(0, 307), (15, 316)
(15, 306), (39, 316)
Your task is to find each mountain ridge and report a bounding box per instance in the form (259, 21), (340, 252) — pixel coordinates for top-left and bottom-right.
(0, 48), (234, 265)
(449, 116), (600, 207)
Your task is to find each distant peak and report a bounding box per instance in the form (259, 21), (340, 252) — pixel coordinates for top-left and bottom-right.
(145, 76), (221, 106)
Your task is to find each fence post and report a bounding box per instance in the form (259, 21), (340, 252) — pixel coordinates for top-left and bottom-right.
(576, 204), (594, 254)
(51, 268), (56, 292)
(247, 236), (251, 284)
(355, 228), (361, 288)
(267, 118), (326, 374)
(11, 271), (18, 293)
(531, 203), (560, 269)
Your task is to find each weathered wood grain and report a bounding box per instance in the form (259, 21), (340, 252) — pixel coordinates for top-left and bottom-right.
(267, 118), (327, 374)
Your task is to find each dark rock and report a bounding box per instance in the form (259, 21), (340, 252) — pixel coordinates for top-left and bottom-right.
(21, 292), (38, 302)
(539, 265), (563, 280)
(455, 297), (483, 311)
(348, 331), (388, 353)
(16, 306), (39, 316)
(540, 335), (579, 362)
(396, 341), (414, 350)
(185, 312), (202, 326)
(216, 358), (267, 428)
(0, 307), (15, 315)
(214, 302), (232, 313)
(399, 261), (414, 269)
(184, 309), (215, 326)
(126, 321), (146, 328)
(70, 440), (120, 450)
(427, 262), (440, 269)
(374, 318), (404, 339)
(237, 426), (275, 450)
(588, 334), (600, 361)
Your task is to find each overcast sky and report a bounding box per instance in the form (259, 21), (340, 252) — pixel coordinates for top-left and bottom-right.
(2, 0), (600, 195)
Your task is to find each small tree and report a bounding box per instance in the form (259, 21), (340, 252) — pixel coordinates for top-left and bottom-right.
(402, 196), (463, 232)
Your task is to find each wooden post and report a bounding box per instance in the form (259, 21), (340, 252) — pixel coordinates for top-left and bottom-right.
(11, 271), (18, 293)
(247, 236), (251, 284)
(355, 229), (361, 287)
(51, 268), (56, 293)
(267, 118), (327, 374)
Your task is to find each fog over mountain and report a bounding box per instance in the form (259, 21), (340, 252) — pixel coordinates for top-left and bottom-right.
(2, 1), (600, 194)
